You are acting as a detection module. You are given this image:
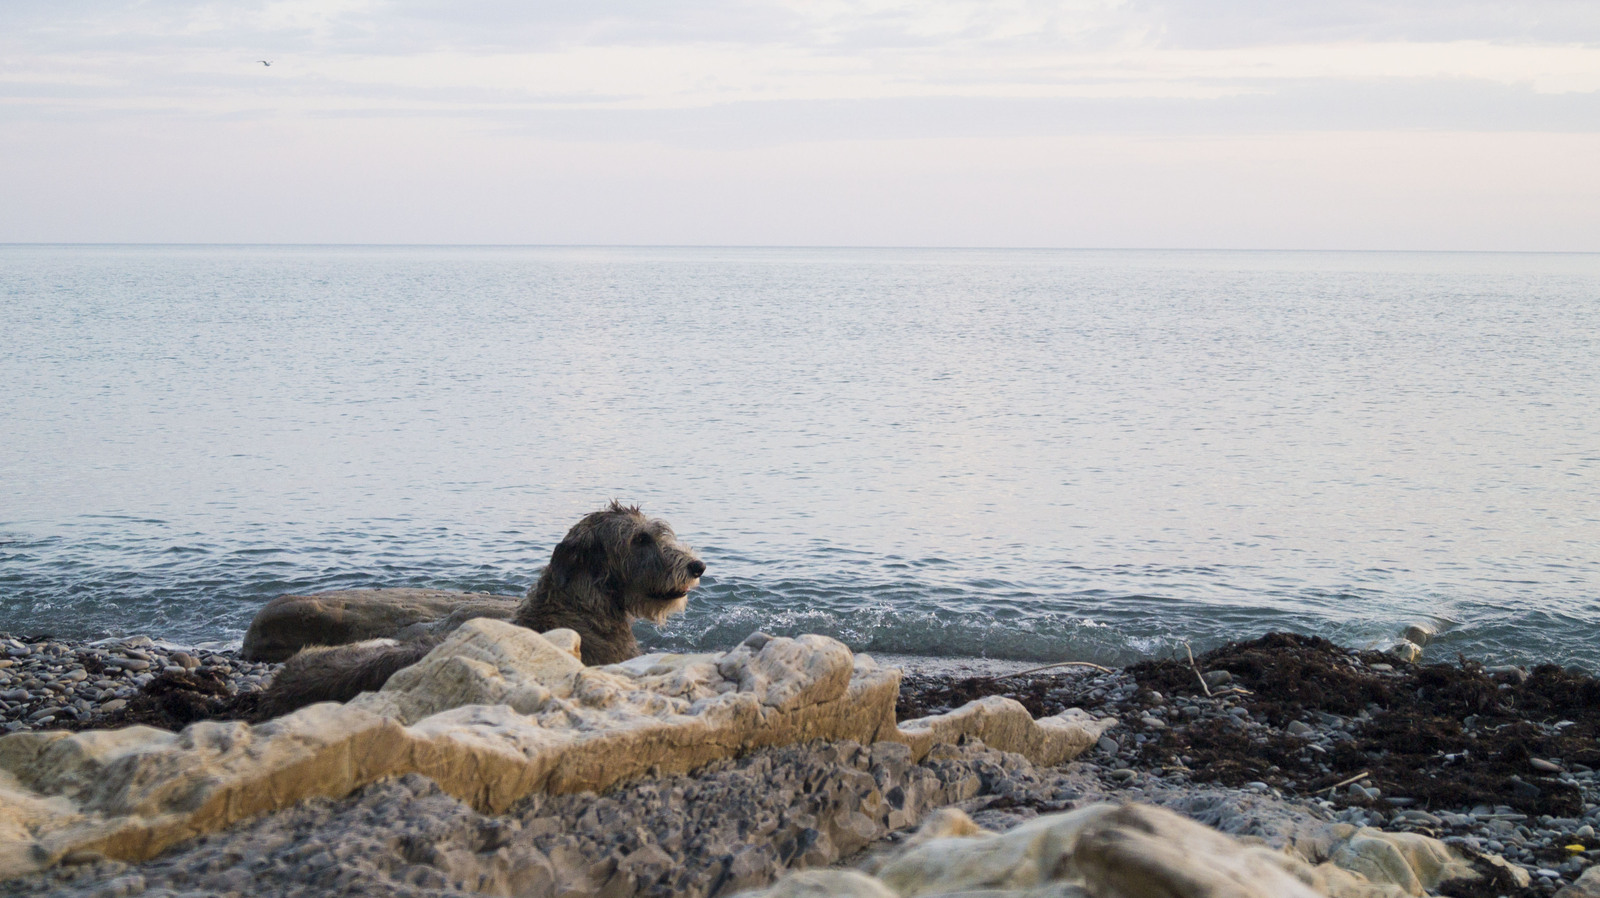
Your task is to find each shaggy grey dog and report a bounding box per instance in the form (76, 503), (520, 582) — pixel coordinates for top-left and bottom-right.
(513, 501), (705, 665)
(261, 503), (704, 716)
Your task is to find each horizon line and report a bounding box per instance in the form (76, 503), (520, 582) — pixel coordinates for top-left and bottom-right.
(3, 243), (1599, 255)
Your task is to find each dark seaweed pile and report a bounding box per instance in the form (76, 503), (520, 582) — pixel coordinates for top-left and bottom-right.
(1131, 634), (1600, 818)
(899, 633), (1600, 820)
(65, 670), (267, 732)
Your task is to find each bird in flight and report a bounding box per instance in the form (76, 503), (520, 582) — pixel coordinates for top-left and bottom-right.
(258, 60), (272, 66)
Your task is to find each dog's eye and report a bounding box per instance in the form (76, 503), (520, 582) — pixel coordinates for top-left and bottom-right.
(632, 532), (655, 547)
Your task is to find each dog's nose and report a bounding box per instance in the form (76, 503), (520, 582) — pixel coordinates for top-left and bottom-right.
(687, 560), (706, 578)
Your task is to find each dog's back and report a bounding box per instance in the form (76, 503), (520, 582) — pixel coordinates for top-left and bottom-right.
(259, 637), (440, 717)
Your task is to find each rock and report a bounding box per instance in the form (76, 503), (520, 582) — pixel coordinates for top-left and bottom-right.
(58, 849), (104, 865)
(1201, 670), (1233, 688)
(0, 622), (1109, 877)
(1384, 641), (1423, 664)
(752, 869), (900, 898)
(749, 803), (1487, 898)
(1286, 720), (1313, 737)
(1556, 865), (1600, 898)
(1401, 623), (1436, 647)
(1509, 777), (1543, 800)
(1397, 810), (1441, 827)
(239, 588), (523, 662)
(1487, 665), (1530, 684)
(1533, 758), (1564, 773)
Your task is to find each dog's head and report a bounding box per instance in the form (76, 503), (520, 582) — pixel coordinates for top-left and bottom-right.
(547, 501), (704, 623)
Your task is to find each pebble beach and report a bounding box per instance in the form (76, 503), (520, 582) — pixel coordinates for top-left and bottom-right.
(3, 630), (1598, 897)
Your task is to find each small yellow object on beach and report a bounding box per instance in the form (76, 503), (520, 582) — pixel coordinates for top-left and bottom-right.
(1566, 843), (1586, 853)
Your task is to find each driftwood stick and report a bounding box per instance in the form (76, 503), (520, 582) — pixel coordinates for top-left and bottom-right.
(1319, 771), (1372, 794)
(1186, 641), (1213, 697)
(977, 660), (1115, 682)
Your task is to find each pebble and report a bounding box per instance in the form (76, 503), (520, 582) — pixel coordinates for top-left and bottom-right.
(0, 632), (274, 733)
(1397, 810), (1441, 826)
(5, 630), (1598, 896)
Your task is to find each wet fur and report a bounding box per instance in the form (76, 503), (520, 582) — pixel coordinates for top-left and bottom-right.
(259, 637), (441, 718)
(514, 502), (703, 665)
(261, 503), (702, 715)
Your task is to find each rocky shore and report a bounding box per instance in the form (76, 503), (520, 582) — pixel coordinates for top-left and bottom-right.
(3, 628), (1598, 897)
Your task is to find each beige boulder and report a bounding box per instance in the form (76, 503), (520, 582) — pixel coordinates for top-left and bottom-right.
(1557, 865), (1600, 898)
(749, 804), (1498, 898)
(239, 588), (521, 661)
(0, 622), (1114, 878)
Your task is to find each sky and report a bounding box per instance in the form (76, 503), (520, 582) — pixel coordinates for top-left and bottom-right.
(3, 1), (1599, 248)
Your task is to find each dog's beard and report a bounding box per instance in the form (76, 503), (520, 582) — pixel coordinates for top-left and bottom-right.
(639, 590), (691, 625)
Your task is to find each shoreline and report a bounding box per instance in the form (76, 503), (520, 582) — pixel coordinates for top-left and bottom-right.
(3, 631), (1598, 896)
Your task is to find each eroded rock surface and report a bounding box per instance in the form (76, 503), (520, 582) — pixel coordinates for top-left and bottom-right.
(0, 740), (1042, 897)
(749, 801), (1494, 898)
(0, 621), (1112, 879)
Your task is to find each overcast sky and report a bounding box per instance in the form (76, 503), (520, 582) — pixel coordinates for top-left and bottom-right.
(3, 1), (1599, 248)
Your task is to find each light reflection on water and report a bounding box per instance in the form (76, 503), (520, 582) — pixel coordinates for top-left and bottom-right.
(2, 246), (1597, 668)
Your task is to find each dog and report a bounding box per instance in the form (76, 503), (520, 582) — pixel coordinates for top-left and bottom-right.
(260, 503), (703, 716)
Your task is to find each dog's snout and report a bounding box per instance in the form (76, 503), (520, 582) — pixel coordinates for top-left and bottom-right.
(687, 560), (706, 578)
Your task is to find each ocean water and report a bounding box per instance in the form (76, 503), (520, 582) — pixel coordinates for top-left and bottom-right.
(2, 245), (1597, 669)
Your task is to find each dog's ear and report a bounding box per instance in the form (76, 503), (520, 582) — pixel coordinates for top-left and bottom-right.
(550, 527), (607, 588)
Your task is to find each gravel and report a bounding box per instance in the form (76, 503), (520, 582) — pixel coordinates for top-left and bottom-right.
(0, 633), (274, 734)
(4, 632), (1596, 896)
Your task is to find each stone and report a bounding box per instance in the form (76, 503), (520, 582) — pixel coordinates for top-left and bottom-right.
(1555, 865), (1600, 898)
(1384, 640), (1423, 664)
(1401, 623), (1436, 647)
(239, 588), (523, 662)
(1533, 758), (1564, 773)
(1509, 777), (1543, 800)
(0, 622), (1111, 878)
(740, 869), (898, 898)
(753, 804), (1491, 898)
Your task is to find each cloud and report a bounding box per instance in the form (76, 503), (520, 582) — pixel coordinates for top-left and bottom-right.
(2, 1), (1598, 246)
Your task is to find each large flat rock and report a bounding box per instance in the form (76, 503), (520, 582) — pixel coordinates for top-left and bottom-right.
(240, 588), (521, 661)
(0, 622), (1113, 878)
(746, 802), (1499, 898)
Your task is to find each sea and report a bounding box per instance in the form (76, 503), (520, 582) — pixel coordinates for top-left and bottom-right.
(2, 245), (1597, 670)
